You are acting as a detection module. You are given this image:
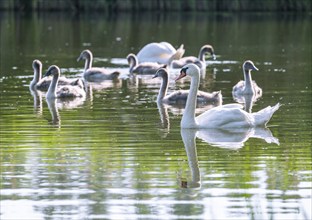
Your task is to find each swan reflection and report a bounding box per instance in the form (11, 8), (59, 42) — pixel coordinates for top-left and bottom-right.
(46, 98), (60, 128)
(233, 93), (258, 113)
(29, 87), (43, 116)
(180, 129), (201, 189)
(156, 101), (170, 138)
(196, 126), (279, 150)
(179, 126), (279, 188)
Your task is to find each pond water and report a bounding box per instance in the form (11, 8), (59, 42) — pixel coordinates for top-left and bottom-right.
(0, 12), (311, 220)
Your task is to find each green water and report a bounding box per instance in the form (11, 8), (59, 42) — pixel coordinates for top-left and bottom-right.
(0, 12), (311, 219)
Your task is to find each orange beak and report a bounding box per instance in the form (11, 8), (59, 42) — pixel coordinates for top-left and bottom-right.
(175, 71), (186, 81)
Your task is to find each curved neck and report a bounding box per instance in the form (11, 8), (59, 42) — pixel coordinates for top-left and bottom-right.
(30, 66), (41, 88)
(181, 74), (199, 128)
(158, 73), (169, 101)
(129, 56), (137, 73)
(198, 49), (206, 62)
(243, 69), (253, 93)
(47, 72), (59, 99)
(84, 55), (92, 71)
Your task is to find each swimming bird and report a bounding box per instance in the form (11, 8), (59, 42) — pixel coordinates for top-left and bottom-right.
(232, 60), (262, 97)
(30, 59), (79, 90)
(171, 45), (216, 69)
(153, 68), (222, 107)
(77, 49), (120, 81)
(176, 64), (280, 129)
(136, 42), (185, 65)
(43, 65), (86, 99)
(127, 53), (166, 74)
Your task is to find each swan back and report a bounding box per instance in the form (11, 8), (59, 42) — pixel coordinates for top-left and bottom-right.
(137, 42), (185, 64)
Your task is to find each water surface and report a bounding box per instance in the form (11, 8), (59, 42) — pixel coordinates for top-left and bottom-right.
(0, 12), (311, 219)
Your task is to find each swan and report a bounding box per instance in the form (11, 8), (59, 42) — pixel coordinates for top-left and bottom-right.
(171, 45), (216, 69)
(30, 59), (79, 90)
(77, 49), (120, 81)
(127, 53), (166, 74)
(136, 42), (185, 65)
(232, 60), (262, 97)
(153, 68), (222, 107)
(43, 65), (86, 99)
(176, 64), (280, 129)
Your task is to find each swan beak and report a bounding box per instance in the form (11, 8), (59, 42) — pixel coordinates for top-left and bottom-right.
(176, 70), (186, 81)
(43, 69), (52, 78)
(253, 66), (259, 71)
(77, 55), (82, 62)
(152, 74), (157, 79)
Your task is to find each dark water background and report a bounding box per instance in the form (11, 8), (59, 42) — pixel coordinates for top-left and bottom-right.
(0, 12), (311, 219)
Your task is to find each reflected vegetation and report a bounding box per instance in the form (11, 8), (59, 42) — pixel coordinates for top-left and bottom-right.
(0, 11), (311, 220)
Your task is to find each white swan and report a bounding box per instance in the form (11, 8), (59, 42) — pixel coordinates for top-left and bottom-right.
(171, 45), (216, 69)
(77, 49), (120, 81)
(30, 59), (79, 90)
(153, 68), (222, 107)
(176, 64), (280, 129)
(43, 65), (86, 99)
(136, 42), (185, 65)
(232, 60), (262, 97)
(127, 53), (166, 74)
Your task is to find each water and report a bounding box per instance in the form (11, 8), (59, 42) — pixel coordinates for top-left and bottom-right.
(0, 12), (311, 220)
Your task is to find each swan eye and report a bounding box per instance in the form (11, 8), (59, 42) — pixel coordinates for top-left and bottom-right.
(181, 67), (188, 74)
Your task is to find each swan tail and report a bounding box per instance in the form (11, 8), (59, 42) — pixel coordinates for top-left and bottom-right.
(253, 103), (281, 126)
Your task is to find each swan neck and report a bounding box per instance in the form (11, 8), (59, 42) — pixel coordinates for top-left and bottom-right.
(35, 67), (41, 82)
(47, 72), (59, 98)
(129, 56), (137, 73)
(30, 67), (41, 88)
(244, 69), (253, 93)
(198, 50), (206, 62)
(84, 56), (92, 71)
(182, 74), (199, 128)
(158, 73), (168, 101)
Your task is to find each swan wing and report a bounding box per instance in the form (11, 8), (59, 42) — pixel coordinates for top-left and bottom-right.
(137, 42), (182, 64)
(196, 106), (253, 128)
(159, 42), (176, 53)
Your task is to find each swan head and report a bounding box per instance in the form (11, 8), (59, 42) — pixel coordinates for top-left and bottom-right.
(32, 59), (42, 71)
(152, 68), (168, 79)
(243, 60), (258, 72)
(43, 65), (60, 78)
(126, 53), (137, 65)
(201, 45), (216, 60)
(77, 50), (92, 62)
(176, 64), (200, 81)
